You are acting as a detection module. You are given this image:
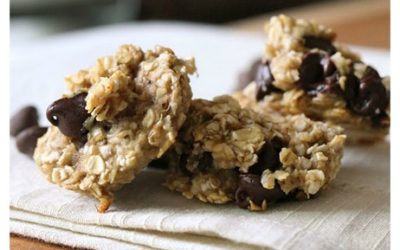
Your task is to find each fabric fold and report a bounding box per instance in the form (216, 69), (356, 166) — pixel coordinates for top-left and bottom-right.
(10, 140), (389, 250)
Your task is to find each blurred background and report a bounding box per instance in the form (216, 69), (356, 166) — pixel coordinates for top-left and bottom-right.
(11, 0), (389, 48)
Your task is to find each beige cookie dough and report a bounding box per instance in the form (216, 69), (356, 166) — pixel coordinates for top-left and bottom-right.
(164, 96), (346, 211)
(34, 45), (196, 212)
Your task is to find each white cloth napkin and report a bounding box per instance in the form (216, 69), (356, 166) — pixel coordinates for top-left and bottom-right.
(10, 23), (390, 250)
(10, 138), (390, 250)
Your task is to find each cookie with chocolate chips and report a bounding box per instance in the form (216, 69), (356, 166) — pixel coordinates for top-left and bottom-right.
(233, 14), (390, 144)
(164, 96), (346, 211)
(34, 44), (196, 212)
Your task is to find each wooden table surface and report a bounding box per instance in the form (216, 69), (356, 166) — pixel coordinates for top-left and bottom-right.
(10, 0), (389, 249)
(227, 0), (389, 48)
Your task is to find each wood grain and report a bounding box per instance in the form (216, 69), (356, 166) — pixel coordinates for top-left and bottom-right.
(11, 234), (86, 250)
(227, 0), (389, 48)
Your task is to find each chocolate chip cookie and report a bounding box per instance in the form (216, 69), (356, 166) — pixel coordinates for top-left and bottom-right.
(234, 15), (390, 143)
(164, 96), (346, 211)
(34, 45), (196, 212)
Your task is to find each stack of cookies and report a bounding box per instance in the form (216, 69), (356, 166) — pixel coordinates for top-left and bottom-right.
(11, 15), (389, 212)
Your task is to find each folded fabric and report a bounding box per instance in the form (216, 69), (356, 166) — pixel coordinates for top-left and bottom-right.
(10, 139), (389, 250)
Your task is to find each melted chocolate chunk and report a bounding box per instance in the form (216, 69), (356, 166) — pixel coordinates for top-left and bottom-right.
(297, 52), (341, 96)
(178, 152), (213, 175)
(198, 152), (213, 172)
(313, 72), (342, 96)
(178, 153), (192, 176)
(235, 173), (286, 209)
(345, 67), (388, 117)
(255, 62), (281, 101)
(10, 105), (39, 137)
(236, 59), (281, 100)
(363, 66), (380, 79)
(16, 126), (48, 157)
(321, 56), (336, 76)
(343, 72), (359, 102)
(249, 136), (286, 175)
(148, 158), (169, 169)
(296, 50), (389, 122)
(46, 93), (90, 139)
(298, 53), (325, 87)
(303, 35), (337, 55)
(356, 70), (388, 116)
(298, 52), (388, 120)
(371, 112), (390, 127)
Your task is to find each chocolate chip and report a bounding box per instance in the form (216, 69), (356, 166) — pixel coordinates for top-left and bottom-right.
(254, 62), (281, 100)
(249, 136), (285, 175)
(10, 106), (38, 137)
(16, 126), (47, 157)
(371, 112), (390, 127)
(363, 66), (380, 79)
(354, 74), (387, 116)
(297, 52), (343, 96)
(321, 56), (336, 76)
(46, 93), (90, 139)
(344, 72), (359, 102)
(303, 35), (337, 55)
(148, 158), (169, 169)
(270, 136), (285, 149)
(297, 53), (325, 89)
(178, 152), (213, 175)
(314, 72), (343, 96)
(345, 67), (388, 117)
(198, 152), (213, 172)
(235, 173), (286, 209)
(297, 51), (389, 121)
(178, 153), (192, 176)
(235, 59), (281, 100)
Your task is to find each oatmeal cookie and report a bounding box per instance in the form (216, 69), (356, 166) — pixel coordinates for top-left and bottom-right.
(34, 44), (196, 212)
(164, 96), (346, 211)
(234, 15), (390, 143)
